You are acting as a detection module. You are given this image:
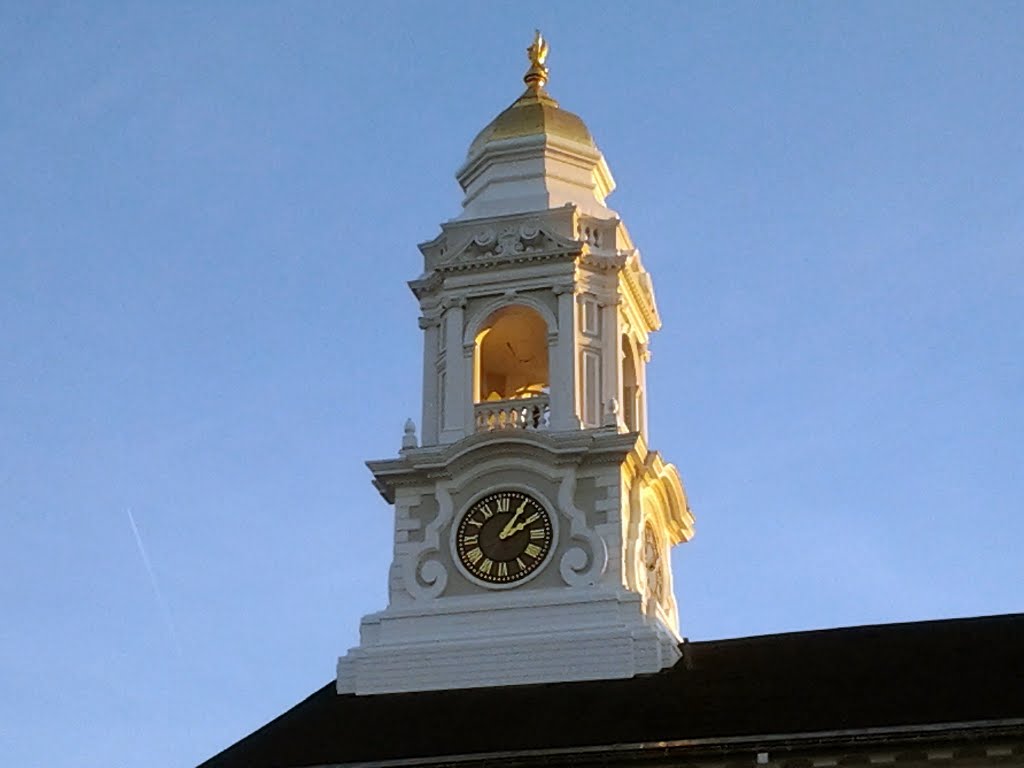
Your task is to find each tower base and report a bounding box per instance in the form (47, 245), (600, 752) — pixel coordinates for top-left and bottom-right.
(336, 587), (680, 695)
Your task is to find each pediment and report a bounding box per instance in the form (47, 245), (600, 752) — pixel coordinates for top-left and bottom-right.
(422, 220), (584, 274)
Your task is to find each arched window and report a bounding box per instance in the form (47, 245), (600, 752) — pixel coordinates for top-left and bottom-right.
(473, 305), (550, 430)
(475, 305), (549, 401)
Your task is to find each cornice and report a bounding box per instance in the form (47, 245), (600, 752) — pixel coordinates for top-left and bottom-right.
(619, 251), (661, 332)
(455, 132), (610, 193)
(367, 429), (639, 503)
(412, 207), (659, 331)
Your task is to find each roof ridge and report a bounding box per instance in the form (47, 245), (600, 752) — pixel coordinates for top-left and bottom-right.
(683, 611), (1024, 647)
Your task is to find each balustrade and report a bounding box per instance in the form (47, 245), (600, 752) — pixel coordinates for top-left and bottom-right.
(474, 395), (550, 432)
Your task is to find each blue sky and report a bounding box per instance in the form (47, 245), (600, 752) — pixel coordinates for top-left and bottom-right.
(1, 3), (1021, 766)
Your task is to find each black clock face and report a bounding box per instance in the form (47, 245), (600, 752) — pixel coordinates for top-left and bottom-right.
(455, 490), (553, 585)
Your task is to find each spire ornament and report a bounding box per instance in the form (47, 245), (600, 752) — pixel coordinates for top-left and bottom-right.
(523, 30), (550, 91)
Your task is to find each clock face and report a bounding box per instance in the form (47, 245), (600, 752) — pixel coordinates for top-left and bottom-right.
(455, 490), (554, 585)
(642, 522), (664, 602)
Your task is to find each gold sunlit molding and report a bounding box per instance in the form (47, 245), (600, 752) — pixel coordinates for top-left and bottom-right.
(524, 30), (549, 91)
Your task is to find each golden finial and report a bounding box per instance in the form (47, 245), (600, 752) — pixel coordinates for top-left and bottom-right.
(523, 29), (550, 91)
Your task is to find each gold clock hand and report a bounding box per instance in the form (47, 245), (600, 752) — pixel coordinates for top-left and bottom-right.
(506, 511), (540, 537)
(498, 499), (529, 540)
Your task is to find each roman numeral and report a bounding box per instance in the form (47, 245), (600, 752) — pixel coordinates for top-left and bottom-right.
(515, 557), (526, 571)
(466, 547), (483, 564)
(496, 497), (510, 513)
(497, 561), (508, 578)
(530, 528), (545, 540)
(525, 543), (541, 558)
(480, 558), (493, 575)
(463, 534), (478, 545)
(480, 503), (493, 519)
(468, 519), (483, 528)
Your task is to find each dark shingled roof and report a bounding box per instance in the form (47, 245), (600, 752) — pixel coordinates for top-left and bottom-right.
(199, 613), (1024, 768)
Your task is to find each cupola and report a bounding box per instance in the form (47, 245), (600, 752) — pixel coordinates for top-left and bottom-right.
(455, 31), (617, 221)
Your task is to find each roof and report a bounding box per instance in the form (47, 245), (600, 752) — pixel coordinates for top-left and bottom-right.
(465, 31), (595, 159)
(467, 87), (595, 159)
(198, 613), (1024, 768)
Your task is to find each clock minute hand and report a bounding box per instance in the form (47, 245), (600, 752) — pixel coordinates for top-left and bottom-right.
(498, 500), (529, 540)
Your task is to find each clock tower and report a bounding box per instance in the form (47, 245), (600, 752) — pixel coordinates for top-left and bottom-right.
(336, 33), (694, 695)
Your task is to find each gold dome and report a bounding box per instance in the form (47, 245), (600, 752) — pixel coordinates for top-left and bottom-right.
(467, 31), (596, 158)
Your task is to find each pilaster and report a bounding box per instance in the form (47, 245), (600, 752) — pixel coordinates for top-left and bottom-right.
(551, 282), (581, 430)
(638, 343), (651, 439)
(419, 315), (440, 446)
(600, 295), (622, 430)
(440, 299), (466, 443)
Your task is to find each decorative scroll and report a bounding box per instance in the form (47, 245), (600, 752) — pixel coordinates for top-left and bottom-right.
(401, 486), (454, 601)
(557, 469), (608, 586)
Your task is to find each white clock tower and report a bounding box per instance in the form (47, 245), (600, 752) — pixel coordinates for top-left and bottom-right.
(336, 33), (694, 695)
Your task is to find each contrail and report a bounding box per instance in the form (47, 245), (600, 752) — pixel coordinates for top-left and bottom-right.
(127, 508), (183, 659)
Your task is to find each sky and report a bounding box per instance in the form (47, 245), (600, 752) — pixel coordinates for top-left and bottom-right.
(1, 2), (1021, 766)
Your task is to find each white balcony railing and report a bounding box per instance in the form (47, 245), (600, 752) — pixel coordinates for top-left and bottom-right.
(474, 395), (550, 432)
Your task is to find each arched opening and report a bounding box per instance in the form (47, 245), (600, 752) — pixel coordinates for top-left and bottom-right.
(476, 306), (549, 400)
(474, 305), (550, 430)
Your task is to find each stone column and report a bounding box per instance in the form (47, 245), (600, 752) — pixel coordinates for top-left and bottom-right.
(600, 295), (622, 430)
(440, 298), (466, 443)
(419, 315), (440, 446)
(550, 283), (581, 430)
(639, 343), (651, 440)
(462, 340), (476, 438)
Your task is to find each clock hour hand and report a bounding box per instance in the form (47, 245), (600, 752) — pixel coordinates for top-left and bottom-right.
(504, 511), (540, 538)
(498, 500), (529, 540)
